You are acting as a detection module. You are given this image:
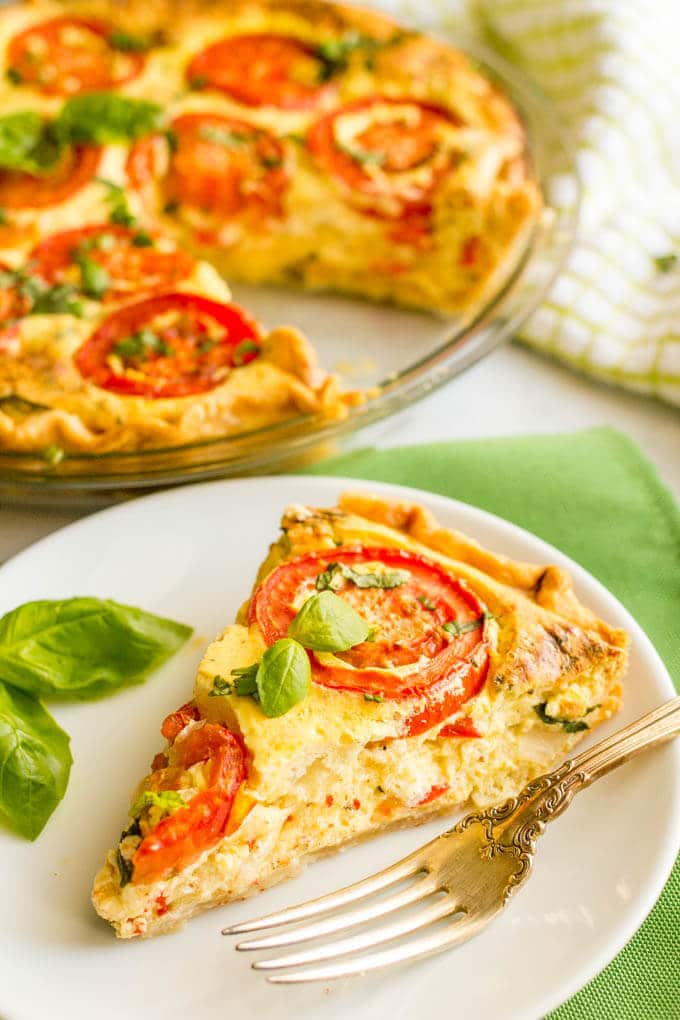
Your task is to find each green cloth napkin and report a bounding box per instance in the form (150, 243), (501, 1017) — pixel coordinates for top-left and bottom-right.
(308, 426), (680, 1019)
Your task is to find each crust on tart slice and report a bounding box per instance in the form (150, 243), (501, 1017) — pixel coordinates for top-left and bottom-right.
(92, 492), (626, 938)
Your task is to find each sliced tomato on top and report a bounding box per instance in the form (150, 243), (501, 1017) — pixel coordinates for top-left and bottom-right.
(132, 721), (248, 886)
(7, 16), (146, 95)
(250, 546), (490, 736)
(29, 224), (195, 302)
(127, 112), (288, 226)
(308, 96), (461, 228)
(0, 142), (100, 210)
(187, 33), (334, 110)
(74, 292), (261, 399)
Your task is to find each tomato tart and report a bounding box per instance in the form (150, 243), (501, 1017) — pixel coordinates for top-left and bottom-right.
(0, 0), (540, 457)
(92, 492), (626, 938)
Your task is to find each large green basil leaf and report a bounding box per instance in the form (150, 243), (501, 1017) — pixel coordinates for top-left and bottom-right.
(0, 111), (62, 174)
(288, 591), (370, 652)
(0, 597), (192, 700)
(0, 682), (72, 840)
(56, 93), (163, 145)
(256, 638), (311, 718)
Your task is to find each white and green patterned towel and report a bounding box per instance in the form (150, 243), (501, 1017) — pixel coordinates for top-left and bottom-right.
(376, 0), (680, 406)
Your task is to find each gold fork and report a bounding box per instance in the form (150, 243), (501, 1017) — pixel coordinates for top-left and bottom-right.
(222, 696), (680, 983)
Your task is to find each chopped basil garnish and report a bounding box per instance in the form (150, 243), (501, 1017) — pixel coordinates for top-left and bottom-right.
(315, 562), (409, 592)
(364, 692), (384, 703)
(113, 329), (171, 359)
(188, 74), (209, 90)
(315, 30), (411, 80)
(130, 789), (184, 820)
(233, 339), (260, 366)
(98, 178), (137, 228)
(654, 253), (677, 273)
(417, 595), (436, 611)
(6, 68), (23, 86)
(75, 252), (111, 299)
(132, 230), (154, 248)
(288, 591), (370, 652)
(116, 848), (133, 887)
(0, 268), (84, 318)
(209, 666), (259, 698)
(442, 613), (495, 637)
(108, 30), (152, 53)
(533, 702), (590, 734)
(337, 142), (385, 166)
(199, 126), (251, 148)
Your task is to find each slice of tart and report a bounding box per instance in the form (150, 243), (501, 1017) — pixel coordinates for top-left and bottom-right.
(92, 491), (627, 938)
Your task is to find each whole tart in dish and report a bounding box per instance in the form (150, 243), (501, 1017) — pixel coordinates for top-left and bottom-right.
(0, 0), (541, 455)
(92, 492), (627, 938)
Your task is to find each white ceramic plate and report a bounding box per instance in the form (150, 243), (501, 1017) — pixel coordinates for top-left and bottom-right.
(1, 477), (678, 1020)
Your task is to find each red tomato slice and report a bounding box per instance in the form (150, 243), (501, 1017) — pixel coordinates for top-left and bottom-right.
(73, 292), (261, 398)
(132, 723), (248, 885)
(30, 224), (195, 301)
(7, 16), (145, 95)
(187, 33), (334, 110)
(127, 113), (288, 223)
(308, 96), (460, 224)
(0, 143), (100, 210)
(160, 700), (201, 743)
(250, 546), (489, 735)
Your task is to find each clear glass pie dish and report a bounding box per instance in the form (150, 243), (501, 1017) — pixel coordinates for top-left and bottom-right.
(0, 38), (579, 507)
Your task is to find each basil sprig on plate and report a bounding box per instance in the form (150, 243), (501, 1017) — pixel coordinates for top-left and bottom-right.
(213, 592), (372, 718)
(0, 597), (192, 841)
(0, 683), (72, 841)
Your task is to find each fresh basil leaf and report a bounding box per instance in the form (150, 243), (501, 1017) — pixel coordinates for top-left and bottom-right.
(0, 682), (72, 840)
(0, 111), (62, 174)
(256, 638), (310, 718)
(56, 93), (163, 145)
(288, 591), (370, 652)
(130, 789), (184, 820)
(0, 597), (192, 701)
(315, 562), (409, 592)
(533, 703), (589, 733)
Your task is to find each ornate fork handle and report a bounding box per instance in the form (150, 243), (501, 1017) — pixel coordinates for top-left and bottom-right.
(453, 696), (680, 900)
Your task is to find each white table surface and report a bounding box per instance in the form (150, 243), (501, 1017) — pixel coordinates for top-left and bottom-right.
(1, 341), (678, 564)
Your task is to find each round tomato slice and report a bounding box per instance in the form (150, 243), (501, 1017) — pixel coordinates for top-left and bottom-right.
(132, 723), (248, 885)
(250, 546), (489, 735)
(74, 292), (261, 398)
(0, 143), (100, 210)
(308, 96), (460, 222)
(30, 224), (195, 301)
(127, 113), (287, 222)
(187, 33), (333, 110)
(7, 16), (146, 95)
